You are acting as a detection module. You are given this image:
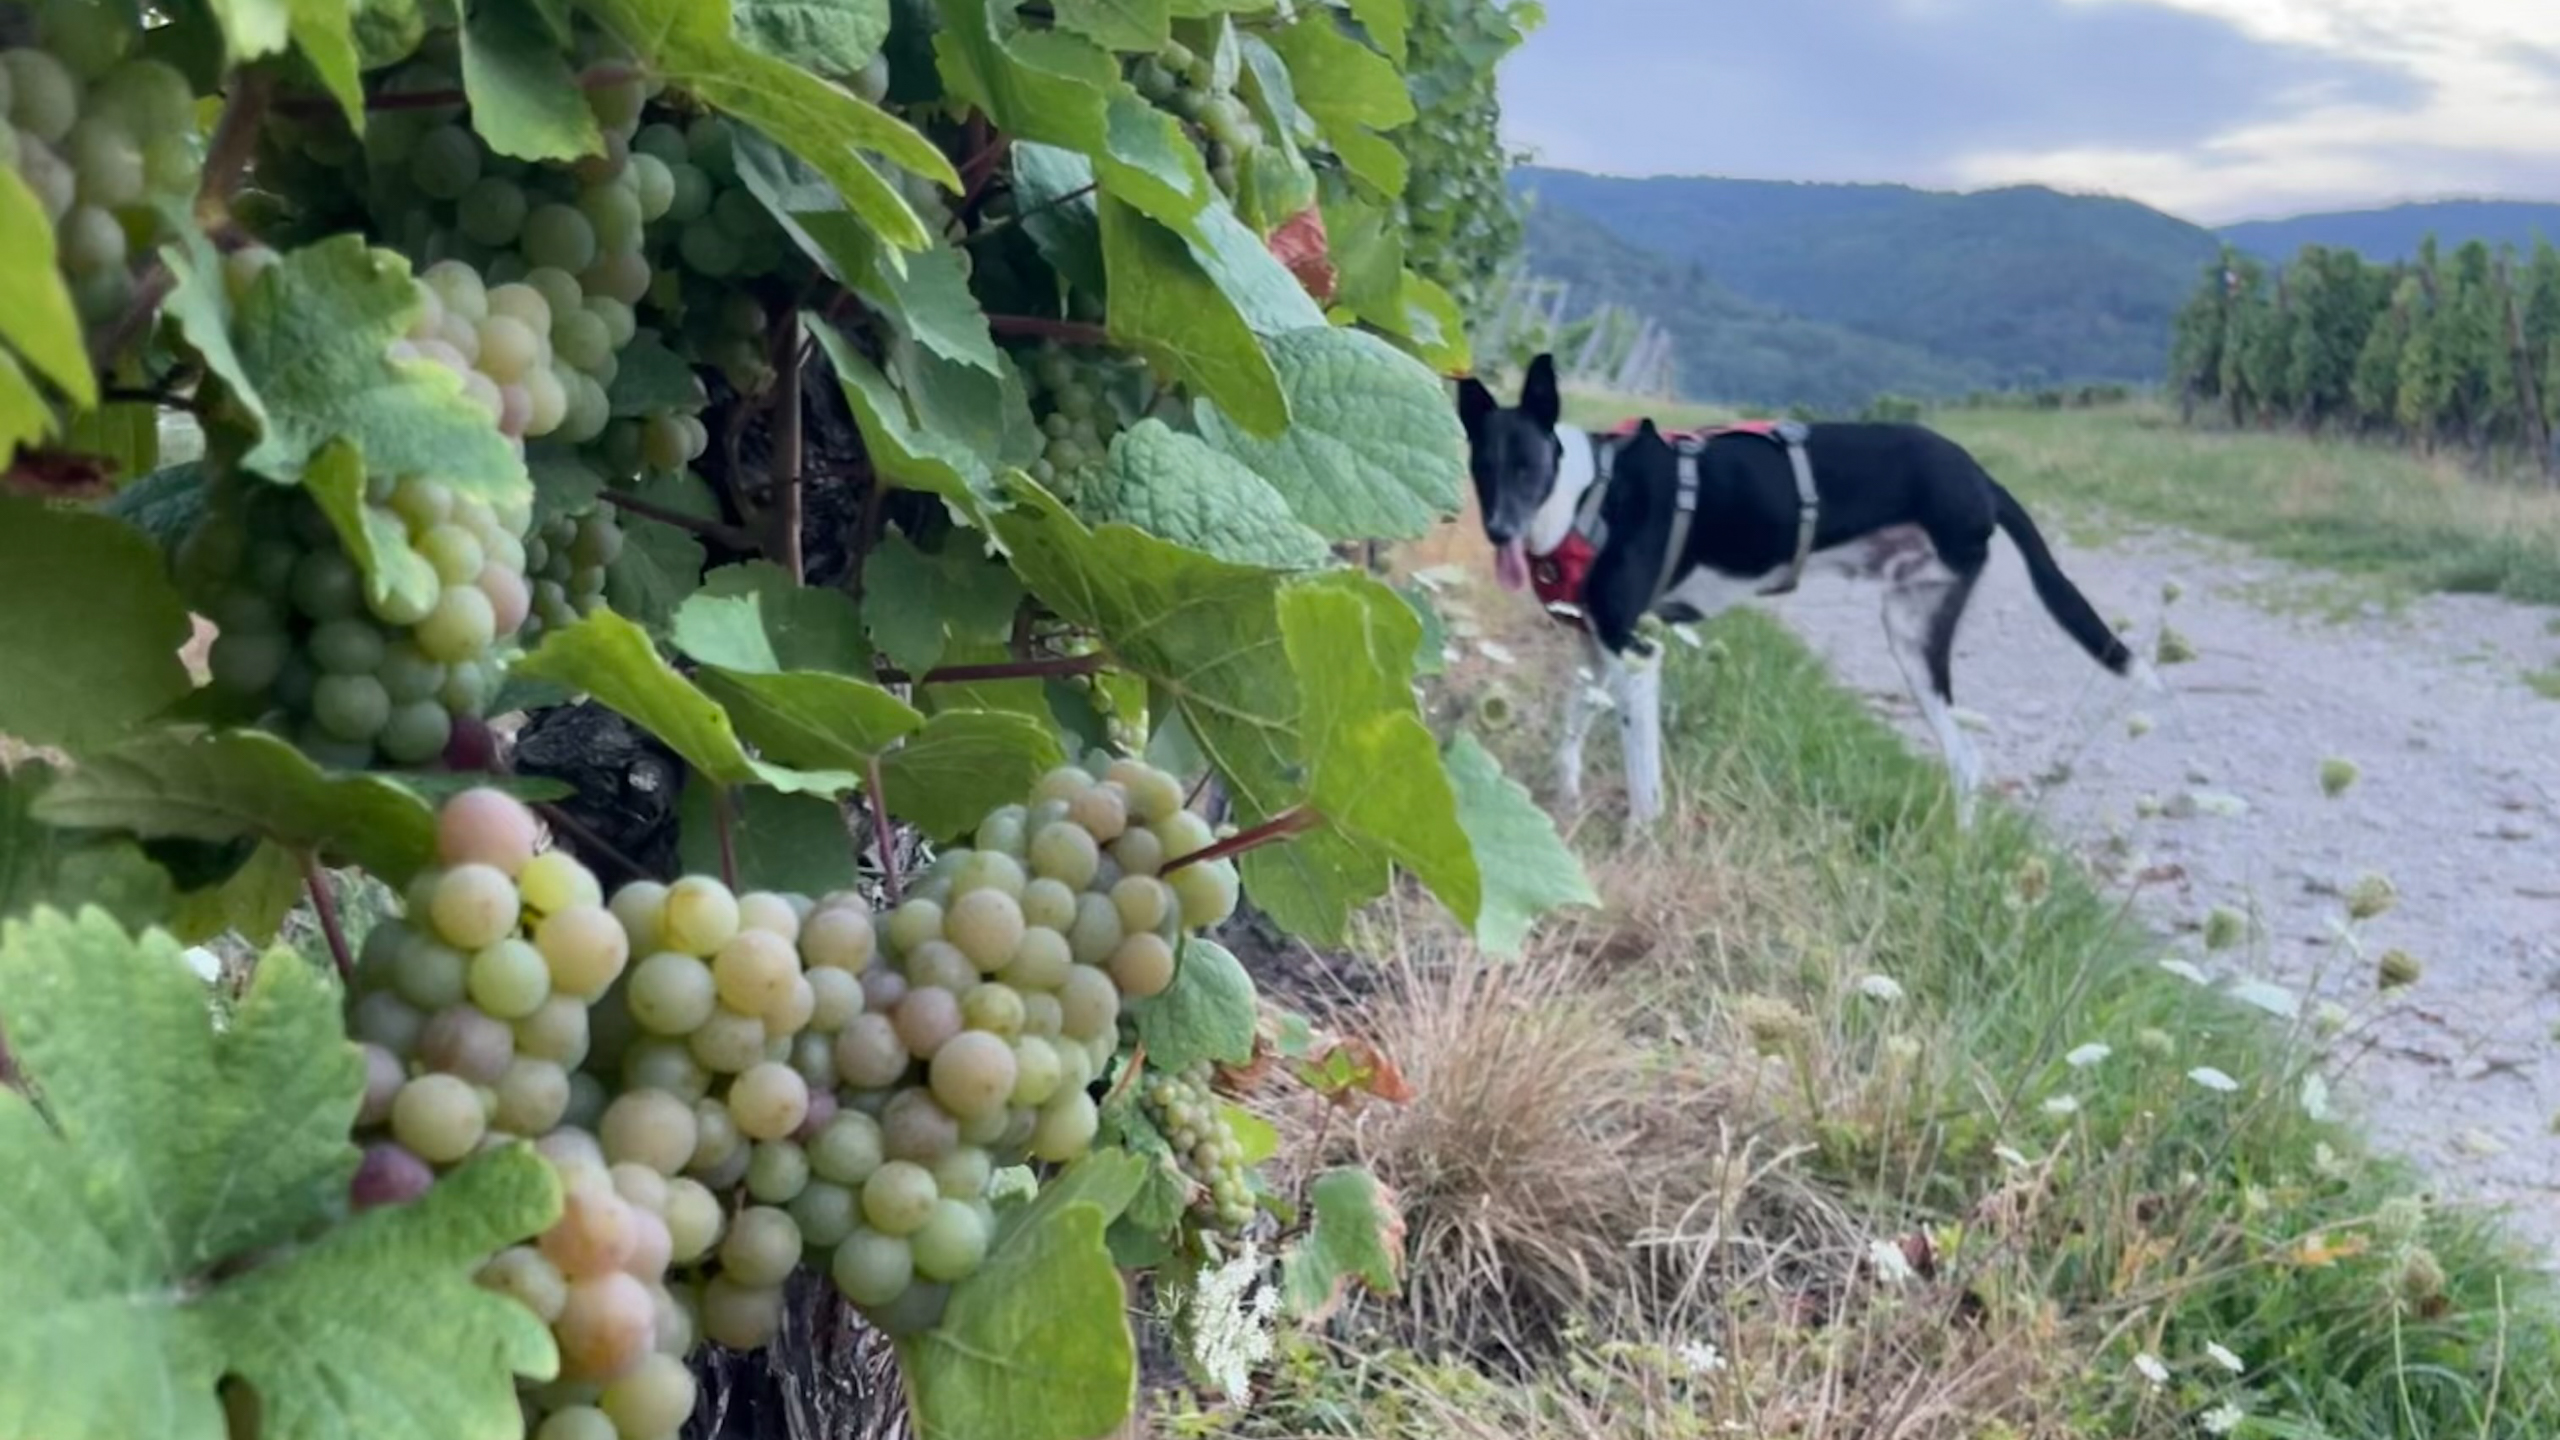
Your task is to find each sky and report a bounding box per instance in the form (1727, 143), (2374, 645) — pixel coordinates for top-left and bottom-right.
(1497, 0), (2560, 224)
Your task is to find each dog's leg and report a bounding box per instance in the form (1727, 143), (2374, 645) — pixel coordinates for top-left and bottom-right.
(1616, 652), (1665, 827)
(1881, 567), (1987, 829)
(1553, 637), (1607, 811)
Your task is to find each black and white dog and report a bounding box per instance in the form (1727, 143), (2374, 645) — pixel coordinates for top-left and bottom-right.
(1456, 354), (2153, 829)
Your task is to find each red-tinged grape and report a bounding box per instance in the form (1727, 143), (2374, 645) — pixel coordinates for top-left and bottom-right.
(555, 1271), (655, 1381)
(539, 1182), (640, 1280)
(351, 1142), (434, 1209)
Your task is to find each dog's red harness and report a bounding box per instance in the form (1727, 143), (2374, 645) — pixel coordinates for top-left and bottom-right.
(1530, 419), (1811, 625)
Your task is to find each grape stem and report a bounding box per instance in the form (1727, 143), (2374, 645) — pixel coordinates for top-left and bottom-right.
(988, 316), (1111, 346)
(598, 487), (754, 550)
(299, 851), (355, 981)
(197, 67), (276, 231)
(1162, 807), (1320, 875)
(710, 785), (740, 891)
(534, 803), (656, 885)
(875, 654), (1107, 686)
(865, 754), (902, 906)
(771, 318), (808, 583)
(962, 181), (1098, 246)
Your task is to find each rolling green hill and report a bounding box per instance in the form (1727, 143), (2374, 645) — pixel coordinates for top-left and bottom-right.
(2219, 199), (2560, 261)
(1513, 168), (2222, 387)
(1520, 206), (1996, 410)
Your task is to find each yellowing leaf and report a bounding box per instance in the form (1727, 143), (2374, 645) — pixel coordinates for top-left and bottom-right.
(0, 164), (96, 407)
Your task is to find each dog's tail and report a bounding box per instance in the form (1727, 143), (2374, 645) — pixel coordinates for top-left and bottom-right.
(1987, 479), (2135, 676)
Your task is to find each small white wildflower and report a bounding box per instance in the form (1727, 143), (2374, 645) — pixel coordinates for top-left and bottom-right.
(1168, 1241), (1277, 1399)
(1671, 625), (1705, 650)
(1994, 1144), (2032, 1168)
(2158, 959), (2211, 985)
(1857, 973), (1906, 1003)
(2134, 1352), (2169, 1386)
(2188, 1066), (2241, 1093)
(2201, 1402), (2245, 1434)
(2204, 1341), (2245, 1374)
(1675, 1339), (1727, 1377)
(2228, 979), (2299, 1019)
(2042, 1094), (2082, 1117)
(1477, 639), (1517, 665)
(181, 946), (223, 983)
(1867, 1239), (1916, 1286)
(2300, 1072), (2331, 1122)
(2065, 1042), (2113, 1069)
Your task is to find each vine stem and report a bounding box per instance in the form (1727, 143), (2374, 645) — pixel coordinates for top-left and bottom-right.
(865, 755), (902, 906)
(711, 786), (740, 891)
(599, 488), (754, 549)
(197, 67), (275, 230)
(988, 315), (1110, 346)
(773, 318), (807, 583)
(299, 851), (355, 981)
(963, 181), (1097, 246)
(535, 803), (655, 885)
(876, 654), (1106, 686)
(1162, 806), (1321, 875)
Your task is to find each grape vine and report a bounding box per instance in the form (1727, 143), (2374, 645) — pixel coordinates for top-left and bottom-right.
(0, 2), (1586, 1438)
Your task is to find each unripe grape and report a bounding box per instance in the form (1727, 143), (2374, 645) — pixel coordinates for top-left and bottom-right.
(477, 1245), (569, 1322)
(911, 1198), (991, 1282)
(391, 1072), (486, 1163)
(728, 1061), (811, 1142)
(718, 1205), (803, 1288)
(663, 875), (741, 955)
(555, 1272), (654, 1381)
(600, 1088), (699, 1176)
(626, 952), (717, 1035)
(698, 1275), (784, 1352)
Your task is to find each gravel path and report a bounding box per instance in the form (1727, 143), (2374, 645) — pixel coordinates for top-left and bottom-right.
(1771, 517), (2560, 1258)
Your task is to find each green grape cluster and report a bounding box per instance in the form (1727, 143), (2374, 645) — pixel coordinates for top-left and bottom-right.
(1140, 1061), (1255, 1233)
(1017, 340), (1163, 494)
(4, 4), (203, 330)
(1129, 39), (1262, 199)
(175, 405), (530, 767)
(520, 506), (625, 645)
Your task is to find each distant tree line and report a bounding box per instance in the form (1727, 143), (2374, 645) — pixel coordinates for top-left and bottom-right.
(2170, 236), (2560, 478)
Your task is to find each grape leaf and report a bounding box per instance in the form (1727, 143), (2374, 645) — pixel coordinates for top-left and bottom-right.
(675, 777), (856, 897)
(1127, 936), (1256, 1072)
(1267, 572), (1480, 938)
(0, 908), (559, 1440)
(605, 332), (704, 416)
(1195, 325), (1463, 540)
(0, 164), (97, 407)
(102, 463), (210, 556)
(1167, 0), (1277, 12)
(898, 1150), (1145, 1440)
(695, 669), (926, 775)
(581, 0), (952, 252)
(601, 474), (714, 631)
(1099, 193), (1285, 436)
(32, 728), (441, 884)
(1053, 0), (1169, 51)
(0, 350), (49, 458)
(1319, 190), (1402, 318)
(932, 0), (1217, 238)
(305, 440), (442, 622)
(1378, 268), (1471, 374)
(676, 561), (873, 675)
(1279, 1167), (1404, 1321)
(813, 320), (1035, 511)
(989, 483), (1296, 827)
(875, 710), (1066, 840)
(735, 0), (892, 74)
(526, 449), (608, 527)
(66, 399), (164, 485)
(0, 494), (196, 753)
(1444, 732), (1594, 958)
(1009, 143), (1106, 298)
(205, 0), (365, 124)
(214, 235), (531, 505)
(0, 764), (173, 933)
(861, 529), (1026, 678)
(513, 610), (866, 796)
(1345, 0), (1408, 61)
(1187, 202), (1328, 336)
(1267, 13), (1414, 196)
(732, 135), (1000, 376)
(1080, 420), (1329, 569)
(169, 838), (304, 946)
(460, 0), (603, 161)
(1094, 1094), (1187, 1251)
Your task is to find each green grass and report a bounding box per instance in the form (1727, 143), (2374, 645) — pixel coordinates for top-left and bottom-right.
(1223, 603), (2560, 1440)
(1939, 406), (2560, 607)
(1673, 613), (2560, 1436)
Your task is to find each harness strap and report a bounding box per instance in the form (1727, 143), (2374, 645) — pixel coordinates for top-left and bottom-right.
(1757, 420), (1820, 597)
(1651, 441), (1703, 607)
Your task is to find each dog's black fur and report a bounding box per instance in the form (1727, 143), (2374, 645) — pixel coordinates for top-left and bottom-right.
(1459, 355), (2132, 708)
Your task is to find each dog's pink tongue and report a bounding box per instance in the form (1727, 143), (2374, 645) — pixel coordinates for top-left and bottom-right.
(1495, 539), (1529, 592)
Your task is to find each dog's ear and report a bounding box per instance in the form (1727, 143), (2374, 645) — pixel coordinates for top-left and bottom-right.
(1520, 353), (1561, 430)
(1455, 376), (1496, 437)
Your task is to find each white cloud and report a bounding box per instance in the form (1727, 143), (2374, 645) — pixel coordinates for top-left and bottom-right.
(1960, 0), (2560, 219)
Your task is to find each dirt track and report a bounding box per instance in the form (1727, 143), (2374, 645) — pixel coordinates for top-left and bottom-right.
(1771, 518), (2560, 1257)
